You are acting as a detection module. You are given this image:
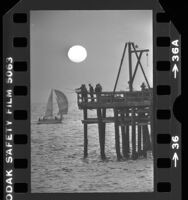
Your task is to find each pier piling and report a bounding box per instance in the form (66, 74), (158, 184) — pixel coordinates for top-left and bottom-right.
(97, 108), (106, 160)
(83, 109), (88, 158)
(114, 109), (122, 160)
(137, 124), (142, 157)
(120, 113), (126, 158)
(131, 108), (137, 159)
(125, 124), (130, 159)
(143, 125), (151, 158)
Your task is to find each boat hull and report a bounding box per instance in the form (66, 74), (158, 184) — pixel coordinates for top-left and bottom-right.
(37, 119), (62, 124)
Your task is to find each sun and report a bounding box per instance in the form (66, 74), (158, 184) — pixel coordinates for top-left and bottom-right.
(68, 45), (87, 63)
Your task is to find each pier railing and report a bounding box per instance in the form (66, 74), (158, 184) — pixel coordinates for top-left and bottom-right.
(76, 90), (152, 109)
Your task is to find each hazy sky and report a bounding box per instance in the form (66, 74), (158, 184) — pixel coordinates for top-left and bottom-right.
(31, 10), (152, 103)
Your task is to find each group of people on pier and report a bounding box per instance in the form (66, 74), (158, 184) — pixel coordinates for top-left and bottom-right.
(76, 82), (150, 103)
(76, 83), (102, 102)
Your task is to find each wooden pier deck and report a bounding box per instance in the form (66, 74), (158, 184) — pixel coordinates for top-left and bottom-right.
(77, 91), (152, 109)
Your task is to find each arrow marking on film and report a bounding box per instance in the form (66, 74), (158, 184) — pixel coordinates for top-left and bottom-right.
(172, 152), (179, 167)
(172, 64), (179, 79)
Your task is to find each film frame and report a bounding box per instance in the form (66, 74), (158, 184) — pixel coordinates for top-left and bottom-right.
(3, 0), (181, 199)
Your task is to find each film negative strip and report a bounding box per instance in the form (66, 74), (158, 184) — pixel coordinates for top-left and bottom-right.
(3, 0), (181, 199)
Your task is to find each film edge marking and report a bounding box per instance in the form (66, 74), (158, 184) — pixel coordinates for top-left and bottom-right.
(4, 57), (14, 200)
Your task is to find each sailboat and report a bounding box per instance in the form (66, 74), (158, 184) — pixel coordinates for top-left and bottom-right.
(37, 89), (68, 124)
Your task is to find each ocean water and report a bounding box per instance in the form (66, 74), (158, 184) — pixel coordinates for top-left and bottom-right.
(31, 95), (153, 193)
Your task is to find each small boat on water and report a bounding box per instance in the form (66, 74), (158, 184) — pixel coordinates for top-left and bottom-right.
(37, 89), (68, 124)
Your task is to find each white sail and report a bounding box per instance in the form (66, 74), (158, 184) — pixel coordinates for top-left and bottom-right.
(44, 90), (53, 117)
(54, 90), (68, 115)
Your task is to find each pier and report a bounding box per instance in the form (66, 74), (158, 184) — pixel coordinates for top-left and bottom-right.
(76, 42), (153, 160)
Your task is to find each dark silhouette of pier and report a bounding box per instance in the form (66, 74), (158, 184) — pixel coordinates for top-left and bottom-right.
(76, 42), (153, 160)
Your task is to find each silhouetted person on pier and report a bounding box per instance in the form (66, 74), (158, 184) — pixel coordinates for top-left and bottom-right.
(95, 83), (102, 92)
(80, 84), (88, 102)
(141, 82), (146, 91)
(95, 83), (102, 102)
(89, 84), (94, 102)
